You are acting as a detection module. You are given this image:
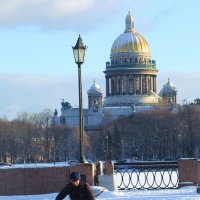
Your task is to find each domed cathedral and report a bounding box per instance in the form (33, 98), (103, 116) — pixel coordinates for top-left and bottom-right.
(159, 78), (177, 107)
(59, 12), (178, 131)
(104, 12), (161, 107)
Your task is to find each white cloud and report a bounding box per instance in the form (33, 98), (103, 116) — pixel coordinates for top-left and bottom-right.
(0, 73), (74, 119)
(0, 0), (94, 15)
(0, 0), (120, 29)
(0, 0), (181, 32)
(0, 0), (94, 27)
(0, 73), (100, 119)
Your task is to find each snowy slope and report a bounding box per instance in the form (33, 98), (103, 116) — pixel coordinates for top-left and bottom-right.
(0, 186), (200, 200)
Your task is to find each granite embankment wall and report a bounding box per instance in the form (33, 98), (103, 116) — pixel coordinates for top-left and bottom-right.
(0, 167), (69, 195)
(0, 163), (95, 195)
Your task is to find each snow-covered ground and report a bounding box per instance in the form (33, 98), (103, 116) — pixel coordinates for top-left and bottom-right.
(0, 186), (200, 200)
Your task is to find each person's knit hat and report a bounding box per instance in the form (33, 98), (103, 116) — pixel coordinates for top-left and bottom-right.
(70, 171), (81, 181)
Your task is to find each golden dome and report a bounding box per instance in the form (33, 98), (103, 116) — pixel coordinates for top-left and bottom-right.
(111, 12), (150, 54)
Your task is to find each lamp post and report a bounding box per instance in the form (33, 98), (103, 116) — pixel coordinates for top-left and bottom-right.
(72, 35), (87, 163)
(105, 133), (109, 160)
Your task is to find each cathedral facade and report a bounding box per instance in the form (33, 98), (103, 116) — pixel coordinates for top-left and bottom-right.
(59, 12), (177, 130)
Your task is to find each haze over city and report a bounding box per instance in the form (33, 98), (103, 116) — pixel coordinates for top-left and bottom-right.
(0, 0), (200, 119)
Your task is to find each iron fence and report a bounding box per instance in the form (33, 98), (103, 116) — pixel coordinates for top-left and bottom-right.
(114, 161), (178, 190)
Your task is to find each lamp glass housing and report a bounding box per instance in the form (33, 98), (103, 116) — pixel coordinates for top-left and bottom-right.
(72, 35), (87, 64)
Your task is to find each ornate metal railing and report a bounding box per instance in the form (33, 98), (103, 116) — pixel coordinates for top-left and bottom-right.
(114, 161), (178, 190)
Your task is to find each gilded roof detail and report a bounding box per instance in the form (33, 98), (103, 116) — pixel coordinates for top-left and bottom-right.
(111, 12), (150, 54)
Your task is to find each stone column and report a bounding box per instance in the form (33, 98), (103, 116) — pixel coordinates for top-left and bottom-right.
(178, 158), (198, 187)
(152, 76), (154, 93)
(126, 75), (129, 94)
(149, 76), (152, 91)
(153, 76), (157, 93)
(123, 75), (129, 94)
(143, 75), (146, 94)
(106, 77), (109, 96)
(138, 76), (140, 94)
(140, 75), (143, 94)
(111, 78), (114, 96)
(121, 76), (124, 94)
(114, 76), (117, 95)
(116, 76), (119, 94)
(134, 76), (136, 94)
(120, 76), (122, 94)
(121, 76), (123, 95)
(98, 161), (118, 191)
(146, 76), (148, 93)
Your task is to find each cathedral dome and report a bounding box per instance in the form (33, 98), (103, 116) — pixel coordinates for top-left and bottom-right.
(111, 12), (150, 55)
(87, 80), (102, 95)
(159, 78), (177, 96)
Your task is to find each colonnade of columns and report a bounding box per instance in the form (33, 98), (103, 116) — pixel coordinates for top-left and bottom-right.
(106, 75), (157, 96)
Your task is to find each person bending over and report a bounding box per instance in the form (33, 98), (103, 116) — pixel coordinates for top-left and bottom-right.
(55, 171), (95, 200)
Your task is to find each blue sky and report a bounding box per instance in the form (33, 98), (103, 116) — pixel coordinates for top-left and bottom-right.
(0, 0), (200, 119)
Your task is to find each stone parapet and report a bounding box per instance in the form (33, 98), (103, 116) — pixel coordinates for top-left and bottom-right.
(178, 158), (198, 188)
(0, 166), (69, 195)
(96, 161), (118, 191)
(103, 160), (114, 175)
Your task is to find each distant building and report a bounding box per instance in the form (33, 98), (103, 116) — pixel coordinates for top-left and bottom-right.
(59, 12), (177, 131)
(159, 78), (177, 107)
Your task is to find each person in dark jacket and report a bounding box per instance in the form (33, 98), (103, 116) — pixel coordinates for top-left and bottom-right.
(55, 171), (95, 200)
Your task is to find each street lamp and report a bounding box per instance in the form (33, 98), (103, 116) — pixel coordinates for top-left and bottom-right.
(72, 35), (87, 163)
